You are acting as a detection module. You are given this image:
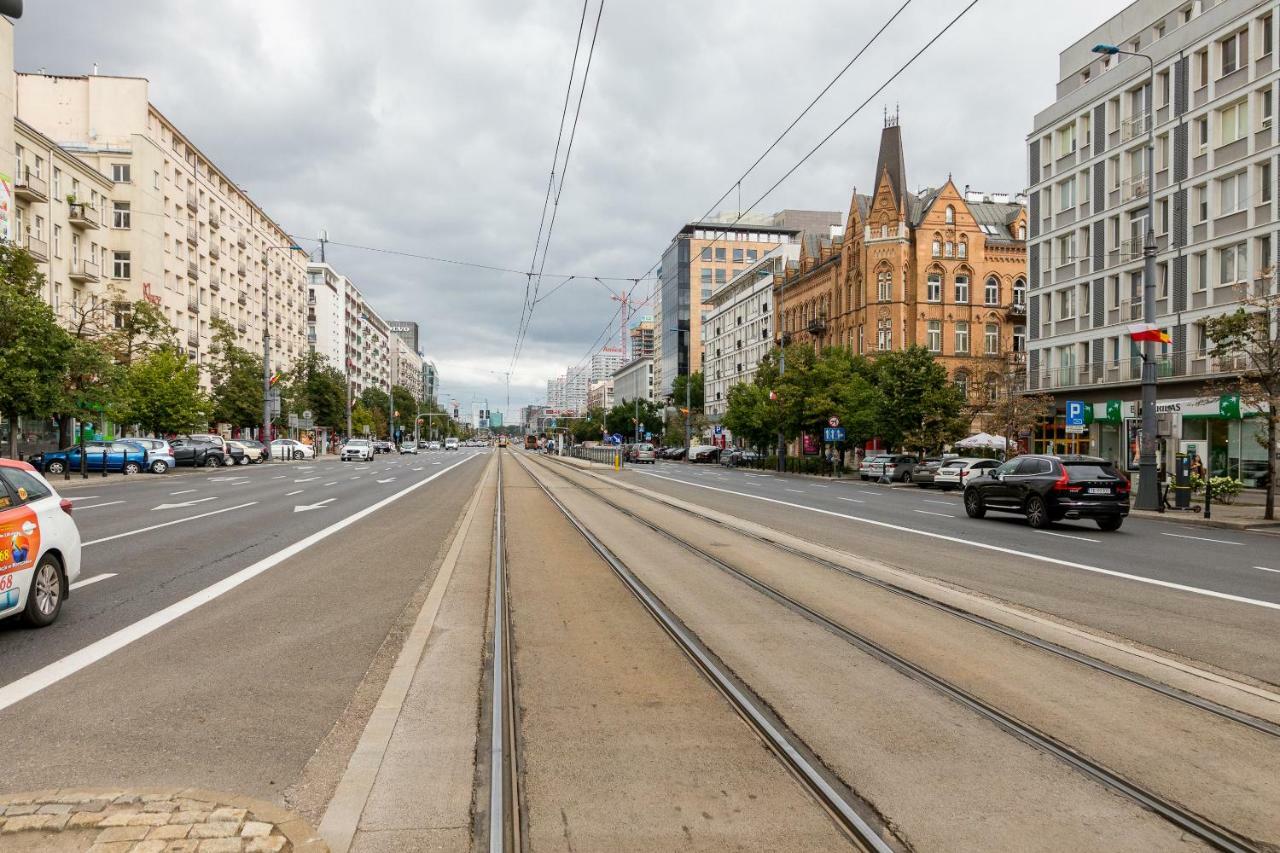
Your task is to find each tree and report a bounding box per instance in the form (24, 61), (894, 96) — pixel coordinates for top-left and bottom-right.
(114, 346), (208, 437)
(722, 383), (775, 452)
(104, 298), (176, 367)
(390, 385), (417, 440)
(207, 318), (263, 429)
(605, 399), (663, 439)
(358, 386), (392, 437)
(669, 370), (705, 413)
(982, 355), (1053, 458)
(286, 349), (346, 430)
(350, 401), (375, 437)
(57, 337), (123, 445)
(569, 407), (606, 443)
(1204, 292), (1280, 519)
(0, 245), (69, 458)
(872, 346), (967, 452)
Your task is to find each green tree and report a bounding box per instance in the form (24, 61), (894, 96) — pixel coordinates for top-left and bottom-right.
(570, 407), (606, 443)
(104, 298), (176, 367)
(0, 245), (69, 458)
(58, 337), (123, 445)
(350, 401), (375, 437)
(390, 385), (417, 440)
(722, 383), (775, 452)
(358, 386), (392, 437)
(669, 370), (705, 413)
(207, 317), (263, 429)
(605, 398), (663, 439)
(115, 346), (208, 436)
(871, 346), (966, 452)
(286, 349), (347, 430)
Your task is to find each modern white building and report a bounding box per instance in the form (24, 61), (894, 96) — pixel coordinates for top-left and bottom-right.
(702, 245), (798, 420)
(589, 348), (625, 383)
(306, 263), (344, 369)
(422, 359), (439, 402)
(1028, 0), (1279, 484)
(587, 378), (614, 411)
(612, 356), (654, 404)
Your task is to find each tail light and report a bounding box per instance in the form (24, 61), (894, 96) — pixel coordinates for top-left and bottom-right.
(959, 469), (969, 478)
(1052, 468), (1082, 493)
(59, 498), (73, 516)
(1116, 478), (1131, 495)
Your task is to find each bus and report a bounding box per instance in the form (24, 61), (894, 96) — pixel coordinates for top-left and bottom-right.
(498, 435), (509, 448)
(524, 435), (539, 450)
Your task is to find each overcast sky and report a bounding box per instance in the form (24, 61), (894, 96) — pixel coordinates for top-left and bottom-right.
(16, 0), (1125, 418)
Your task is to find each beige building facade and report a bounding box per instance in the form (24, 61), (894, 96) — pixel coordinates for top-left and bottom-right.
(15, 73), (310, 386)
(391, 335), (423, 403)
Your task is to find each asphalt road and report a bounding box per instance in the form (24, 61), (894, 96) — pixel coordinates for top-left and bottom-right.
(0, 448), (488, 798)
(614, 459), (1280, 684)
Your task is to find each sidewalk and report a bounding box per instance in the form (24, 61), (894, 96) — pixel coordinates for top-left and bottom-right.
(1130, 501), (1280, 531)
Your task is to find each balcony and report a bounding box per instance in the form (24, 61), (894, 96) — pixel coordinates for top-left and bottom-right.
(237, 321), (247, 334)
(187, 329), (199, 347)
(187, 294), (199, 313)
(236, 233), (247, 249)
(209, 215), (221, 232)
(806, 315), (827, 335)
(1005, 301), (1027, 316)
(209, 241), (220, 259)
(67, 202), (100, 230)
(209, 278), (220, 292)
(185, 190), (198, 212)
(187, 260), (199, 280)
(237, 262), (247, 277)
(186, 223), (198, 245)
(237, 291), (247, 306)
(1121, 112), (1151, 142)
(1034, 348), (1249, 391)
(15, 172), (48, 202)
(1122, 174), (1149, 203)
(23, 234), (48, 261)
(67, 259), (100, 283)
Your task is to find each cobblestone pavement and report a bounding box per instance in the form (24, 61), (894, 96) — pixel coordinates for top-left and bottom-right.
(0, 789), (326, 853)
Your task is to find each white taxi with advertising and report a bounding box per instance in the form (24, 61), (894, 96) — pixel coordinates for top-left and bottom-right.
(0, 458), (81, 627)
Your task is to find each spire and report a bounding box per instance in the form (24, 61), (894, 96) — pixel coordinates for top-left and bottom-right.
(874, 110), (907, 213)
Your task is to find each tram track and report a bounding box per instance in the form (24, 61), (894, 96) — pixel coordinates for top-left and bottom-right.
(524, 452), (1269, 853)
(485, 455), (522, 852)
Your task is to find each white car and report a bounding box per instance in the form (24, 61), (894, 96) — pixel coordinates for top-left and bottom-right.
(933, 457), (1001, 491)
(427, 441), (442, 451)
(270, 439), (315, 460)
(340, 439), (374, 462)
(398, 441), (418, 455)
(0, 459), (81, 628)
(444, 438), (460, 451)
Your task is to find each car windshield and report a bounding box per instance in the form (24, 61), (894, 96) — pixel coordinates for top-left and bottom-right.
(347, 440), (369, 446)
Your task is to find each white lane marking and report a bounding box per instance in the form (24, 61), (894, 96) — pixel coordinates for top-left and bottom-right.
(84, 502), (258, 547)
(294, 497), (337, 513)
(637, 471), (1280, 612)
(151, 497), (218, 511)
(324, 482), (337, 487)
(169, 489), (197, 496)
(271, 476), (286, 480)
(856, 490), (878, 496)
(1036, 530), (1101, 543)
(69, 573), (117, 590)
(66, 495), (100, 501)
(1160, 532), (1244, 546)
(297, 466), (314, 470)
(1252, 566), (1280, 574)
(0, 455), (478, 713)
(913, 509), (953, 518)
(810, 484), (829, 489)
(376, 478), (396, 484)
(785, 488), (805, 494)
(286, 489), (304, 496)
(72, 501), (126, 511)
(412, 466), (424, 471)
(923, 499), (952, 506)
(432, 462), (441, 466)
(838, 497), (865, 503)
(294, 477), (319, 483)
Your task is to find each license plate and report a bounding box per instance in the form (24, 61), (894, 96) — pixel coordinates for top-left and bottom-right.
(1087, 487), (1112, 495)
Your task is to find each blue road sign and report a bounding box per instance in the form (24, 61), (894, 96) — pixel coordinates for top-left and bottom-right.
(644, 432), (653, 441)
(1065, 400), (1085, 428)
(713, 425), (723, 435)
(824, 427), (846, 442)
(611, 433), (624, 445)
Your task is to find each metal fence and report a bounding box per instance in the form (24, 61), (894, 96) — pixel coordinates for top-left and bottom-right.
(570, 445), (625, 467)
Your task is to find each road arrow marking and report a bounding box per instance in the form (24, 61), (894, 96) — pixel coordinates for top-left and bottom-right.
(294, 498), (337, 513)
(151, 497), (217, 511)
(377, 477), (396, 484)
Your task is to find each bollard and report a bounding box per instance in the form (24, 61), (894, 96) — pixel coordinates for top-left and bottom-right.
(101, 448), (108, 478)
(1204, 473), (1212, 519)
(80, 441), (87, 479)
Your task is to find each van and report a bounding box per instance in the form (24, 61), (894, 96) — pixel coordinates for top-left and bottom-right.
(444, 437), (460, 451)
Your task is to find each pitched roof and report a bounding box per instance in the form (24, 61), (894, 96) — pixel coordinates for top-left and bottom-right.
(873, 123), (908, 210)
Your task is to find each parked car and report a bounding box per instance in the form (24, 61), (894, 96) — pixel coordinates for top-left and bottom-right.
(662, 446), (687, 460)
(28, 440), (151, 475)
(427, 441), (442, 451)
(122, 438), (177, 474)
(909, 459), (944, 487)
(0, 458), (81, 628)
(270, 439), (315, 460)
(964, 454), (1130, 531)
(858, 454), (891, 480)
(372, 440), (394, 454)
(720, 448), (762, 467)
(169, 438), (227, 468)
(228, 439), (266, 464)
(341, 439), (375, 462)
(399, 441), (418, 454)
(628, 443), (657, 464)
(689, 444), (720, 463)
(933, 457), (1000, 491)
(189, 434), (246, 466)
(445, 437), (460, 451)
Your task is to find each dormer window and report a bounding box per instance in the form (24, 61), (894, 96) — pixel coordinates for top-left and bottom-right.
(945, 205), (955, 224)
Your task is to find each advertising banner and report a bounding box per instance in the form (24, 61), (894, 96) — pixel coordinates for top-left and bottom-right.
(0, 172), (12, 243)
(0, 506), (40, 611)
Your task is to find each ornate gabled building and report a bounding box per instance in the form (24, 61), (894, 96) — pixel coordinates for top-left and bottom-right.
(778, 117), (1029, 408)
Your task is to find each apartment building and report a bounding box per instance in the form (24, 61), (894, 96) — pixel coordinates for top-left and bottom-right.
(546, 375), (566, 410)
(391, 335), (424, 402)
(612, 356), (654, 404)
(702, 245), (797, 420)
(422, 359), (439, 403)
(15, 72), (310, 386)
(306, 262), (344, 369)
(628, 318), (655, 359)
(1028, 0), (1277, 483)
(655, 209), (841, 397)
(587, 379), (614, 412)
(345, 279), (391, 397)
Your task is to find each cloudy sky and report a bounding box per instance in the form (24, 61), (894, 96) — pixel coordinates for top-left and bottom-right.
(16, 0), (1124, 419)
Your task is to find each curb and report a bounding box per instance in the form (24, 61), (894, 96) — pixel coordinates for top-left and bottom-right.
(1128, 509), (1280, 532)
(0, 787), (327, 852)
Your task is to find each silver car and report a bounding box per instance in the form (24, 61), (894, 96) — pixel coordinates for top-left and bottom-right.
(341, 439), (374, 462)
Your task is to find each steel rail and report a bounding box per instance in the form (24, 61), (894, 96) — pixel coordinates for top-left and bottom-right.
(512, 452), (898, 853)
(487, 453), (519, 852)
(529, 453), (1266, 853)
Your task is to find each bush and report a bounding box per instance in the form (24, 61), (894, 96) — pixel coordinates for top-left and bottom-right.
(1190, 473), (1244, 504)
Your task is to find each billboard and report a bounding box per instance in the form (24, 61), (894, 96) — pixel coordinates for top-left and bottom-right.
(0, 173), (13, 243)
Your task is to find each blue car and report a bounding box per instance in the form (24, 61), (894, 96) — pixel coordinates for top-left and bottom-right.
(28, 440), (150, 475)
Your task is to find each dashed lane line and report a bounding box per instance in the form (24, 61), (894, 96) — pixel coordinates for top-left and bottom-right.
(69, 573), (117, 591)
(1160, 532), (1244, 546)
(169, 489), (197, 495)
(72, 501), (126, 511)
(1036, 530), (1101, 544)
(913, 509), (954, 518)
(286, 490), (304, 496)
(838, 497), (865, 503)
(82, 502), (259, 548)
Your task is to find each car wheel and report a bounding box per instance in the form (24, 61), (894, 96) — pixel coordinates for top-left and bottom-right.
(238, 456), (250, 466)
(150, 460), (169, 474)
(294, 451), (304, 460)
(1025, 495), (1050, 529)
(22, 553), (63, 628)
(963, 489), (986, 518)
(1096, 516), (1123, 531)
(123, 461), (141, 475)
(204, 456), (220, 468)
(46, 460), (66, 475)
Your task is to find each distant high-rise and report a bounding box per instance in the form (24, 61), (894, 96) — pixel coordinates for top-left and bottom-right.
(629, 319), (655, 360)
(388, 320), (420, 352)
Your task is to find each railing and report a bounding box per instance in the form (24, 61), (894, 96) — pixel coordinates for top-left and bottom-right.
(236, 233), (247, 249)
(185, 190), (198, 211)
(1034, 348), (1250, 390)
(68, 259), (100, 281)
(187, 294), (199, 312)
(1121, 112), (1151, 142)
(1122, 173), (1149, 202)
(1119, 236), (1143, 258)
(237, 291), (247, 305)
(209, 277), (220, 292)
(209, 215), (221, 231)
(806, 316), (827, 334)
(187, 260), (199, 279)
(67, 202), (99, 228)
(186, 223), (198, 244)
(24, 234), (48, 259)
(15, 172), (48, 199)
(238, 321), (247, 334)
(570, 444), (625, 467)
(237, 262), (247, 277)
(186, 329), (199, 346)
(209, 242), (220, 259)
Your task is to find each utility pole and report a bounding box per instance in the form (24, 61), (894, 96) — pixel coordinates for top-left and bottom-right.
(776, 272), (786, 472)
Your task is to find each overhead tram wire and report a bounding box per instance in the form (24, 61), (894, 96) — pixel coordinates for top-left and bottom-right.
(516, 0), (591, 370)
(513, 0), (607, 372)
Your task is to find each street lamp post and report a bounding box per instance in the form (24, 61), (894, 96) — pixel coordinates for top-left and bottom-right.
(776, 272), (787, 473)
(262, 243), (303, 457)
(1093, 44), (1159, 510)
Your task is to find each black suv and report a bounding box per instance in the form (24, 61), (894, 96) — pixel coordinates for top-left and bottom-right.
(963, 454), (1130, 531)
(169, 438), (227, 468)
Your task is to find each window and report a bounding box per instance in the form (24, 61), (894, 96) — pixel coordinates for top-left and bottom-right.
(153, 170), (161, 190)
(52, 167), (61, 197)
(1196, 184), (1209, 221)
(876, 319), (891, 351)
(1259, 234), (1273, 274)
(984, 323), (999, 355)
(1219, 242), (1247, 284)
(877, 269), (892, 302)
(1058, 287), (1076, 319)
(1221, 29), (1246, 76)
(1195, 251), (1208, 291)
(113, 251), (132, 279)
(954, 274), (969, 303)
(1058, 176), (1075, 210)
(1263, 161), (1273, 203)
(945, 205), (955, 225)
(1013, 278), (1026, 307)
(111, 163), (131, 183)
(1057, 233), (1075, 264)
(1196, 116), (1209, 150)
(1157, 70), (1170, 106)
(1017, 224), (1026, 240)
(2, 468), (50, 506)
(1220, 100), (1249, 144)
(927, 320), (941, 352)
(1264, 14), (1275, 57)
(700, 268), (712, 285)
(954, 371), (970, 398)
(112, 201), (131, 229)
(1013, 325), (1026, 352)
(715, 247), (726, 261)
(746, 249), (757, 262)
(1220, 171), (1247, 214)
(715, 268), (726, 284)
(52, 224), (61, 257)
(1262, 89), (1275, 129)
(927, 273), (942, 302)
(957, 238), (967, 259)
(1056, 122), (1077, 154)
(932, 237), (941, 257)
(732, 248), (743, 263)
(985, 277), (999, 305)
(954, 322), (970, 354)
(700, 247), (711, 262)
